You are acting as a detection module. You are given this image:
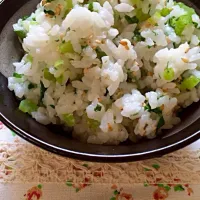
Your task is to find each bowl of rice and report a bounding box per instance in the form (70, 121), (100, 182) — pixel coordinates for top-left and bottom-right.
(0, 0), (200, 162)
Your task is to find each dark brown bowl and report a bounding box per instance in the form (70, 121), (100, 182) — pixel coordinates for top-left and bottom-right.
(0, 0), (200, 162)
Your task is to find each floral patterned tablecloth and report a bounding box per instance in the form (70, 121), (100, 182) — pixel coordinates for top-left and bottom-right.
(0, 121), (200, 200)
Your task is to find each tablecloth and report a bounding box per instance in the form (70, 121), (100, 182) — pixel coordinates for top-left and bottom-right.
(0, 121), (199, 200)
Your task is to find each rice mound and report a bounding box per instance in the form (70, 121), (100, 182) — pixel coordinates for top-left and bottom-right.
(9, 0), (200, 145)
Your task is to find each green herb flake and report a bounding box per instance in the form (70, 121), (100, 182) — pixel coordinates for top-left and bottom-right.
(22, 16), (29, 20)
(39, 81), (46, 104)
(157, 116), (165, 129)
(75, 188), (80, 192)
(96, 47), (107, 60)
(94, 104), (102, 112)
(110, 197), (116, 200)
(152, 107), (162, 115)
(49, 104), (55, 109)
(14, 30), (26, 39)
(63, 113), (75, 127)
(174, 184), (185, 192)
(13, 72), (22, 78)
(28, 83), (37, 90)
(144, 103), (151, 111)
(125, 15), (139, 24)
(44, 9), (55, 16)
(88, 2), (93, 12)
(133, 28), (145, 42)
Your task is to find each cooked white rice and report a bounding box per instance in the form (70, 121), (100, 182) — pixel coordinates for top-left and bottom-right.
(8, 0), (200, 144)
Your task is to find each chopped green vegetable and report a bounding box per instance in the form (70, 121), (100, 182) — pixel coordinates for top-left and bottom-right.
(136, 9), (150, 22)
(133, 28), (145, 42)
(59, 41), (74, 53)
(163, 67), (174, 81)
(144, 103), (151, 111)
(144, 103), (162, 115)
(152, 107), (162, 115)
(44, 68), (55, 81)
(87, 118), (100, 129)
(26, 54), (33, 63)
(94, 104), (102, 112)
(13, 72), (22, 78)
(22, 16), (29, 20)
(174, 15), (192, 36)
(180, 75), (200, 90)
(54, 59), (64, 68)
(63, 113), (75, 127)
(65, 0), (73, 15)
(174, 184), (185, 192)
(125, 15), (139, 24)
(75, 188), (80, 192)
(96, 48), (107, 60)
(177, 2), (195, 15)
(19, 99), (38, 114)
(152, 164), (160, 170)
(39, 81), (46, 104)
(44, 9), (55, 16)
(168, 3), (196, 36)
(88, 2), (93, 12)
(14, 30), (26, 40)
(56, 74), (64, 84)
(28, 83), (37, 90)
(168, 17), (177, 28)
(113, 10), (120, 28)
(160, 8), (172, 17)
(157, 116), (165, 129)
(30, 21), (38, 25)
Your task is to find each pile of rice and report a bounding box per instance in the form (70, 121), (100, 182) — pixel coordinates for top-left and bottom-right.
(9, 0), (200, 144)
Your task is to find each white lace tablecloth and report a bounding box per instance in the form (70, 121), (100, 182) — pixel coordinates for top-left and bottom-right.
(0, 121), (199, 200)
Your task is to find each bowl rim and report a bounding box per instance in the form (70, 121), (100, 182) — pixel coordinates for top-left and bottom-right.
(1, 112), (200, 162)
(0, 0), (200, 162)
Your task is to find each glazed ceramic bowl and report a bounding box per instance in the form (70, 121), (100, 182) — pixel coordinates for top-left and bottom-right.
(0, 0), (200, 162)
